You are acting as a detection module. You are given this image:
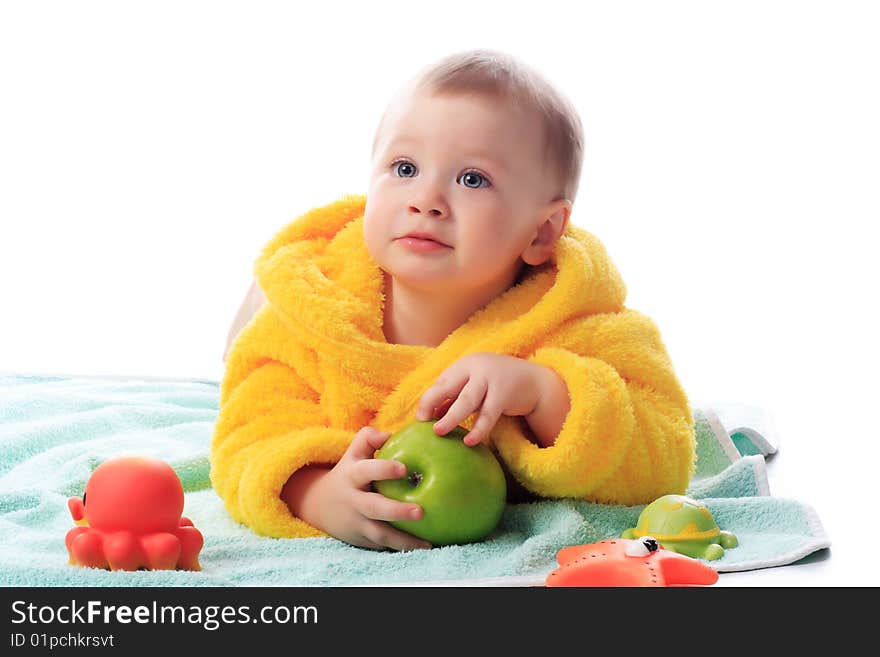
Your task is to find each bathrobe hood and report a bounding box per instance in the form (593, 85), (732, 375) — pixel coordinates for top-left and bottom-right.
(254, 194), (628, 385)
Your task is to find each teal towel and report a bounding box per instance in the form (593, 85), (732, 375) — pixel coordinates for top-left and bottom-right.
(0, 373), (829, 586)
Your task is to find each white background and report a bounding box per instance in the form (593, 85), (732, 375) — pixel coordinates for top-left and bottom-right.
(1, 1), (878, 585)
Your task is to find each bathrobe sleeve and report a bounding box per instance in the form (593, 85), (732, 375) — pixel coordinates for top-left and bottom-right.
(491, 309), (695, 505)
(210, 359), (352, 538)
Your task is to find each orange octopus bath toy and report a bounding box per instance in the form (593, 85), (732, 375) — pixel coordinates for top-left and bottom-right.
(65, 456), (203, 571)
(545, 537), (718, 587)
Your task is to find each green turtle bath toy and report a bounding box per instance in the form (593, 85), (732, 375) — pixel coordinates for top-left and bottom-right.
(622, 494), (738, 561)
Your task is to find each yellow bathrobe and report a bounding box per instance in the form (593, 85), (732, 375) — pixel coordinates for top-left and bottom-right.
(211, 194), (695, 538)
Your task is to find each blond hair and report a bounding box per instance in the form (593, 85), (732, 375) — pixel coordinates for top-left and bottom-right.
(372, 49), (584, 203)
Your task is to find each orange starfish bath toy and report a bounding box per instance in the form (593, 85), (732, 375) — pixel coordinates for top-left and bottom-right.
(545, 537), (718, 587)
(66, 456), (203, 571)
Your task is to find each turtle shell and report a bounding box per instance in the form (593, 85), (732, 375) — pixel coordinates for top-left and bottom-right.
(632, 494), (720, 543)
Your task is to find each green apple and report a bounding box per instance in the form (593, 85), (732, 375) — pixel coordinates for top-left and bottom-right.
(373, 421), (507, 546)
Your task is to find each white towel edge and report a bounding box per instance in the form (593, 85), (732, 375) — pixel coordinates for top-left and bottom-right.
(729, 426), (779, 456)
(702, 407), (743, 465)
(714, 500), (832, 573)
(745, 454), (772, 496)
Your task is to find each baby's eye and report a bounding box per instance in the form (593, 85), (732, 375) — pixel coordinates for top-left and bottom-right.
(392, 160), (490, 189)
(458, 170), (490, 189)
(394, 161), (417, 178)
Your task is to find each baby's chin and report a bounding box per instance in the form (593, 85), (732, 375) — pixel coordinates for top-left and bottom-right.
(381, 265), (468, 294)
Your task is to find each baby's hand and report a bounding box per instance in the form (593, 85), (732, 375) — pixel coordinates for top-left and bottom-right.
(311, 427), (432, 551)
(415, 353), (544, 446)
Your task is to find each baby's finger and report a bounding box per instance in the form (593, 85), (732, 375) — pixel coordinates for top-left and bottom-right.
(432, 378), (488, 435)
(416, 369), (469, 421)
(363, 520), (432, 552)
(352, 458), (406, 489)
(345, 426), (392, 462)
(340, 532), (391, 551)
(463, 401), (502, 446)
(356, 491), (423, 523)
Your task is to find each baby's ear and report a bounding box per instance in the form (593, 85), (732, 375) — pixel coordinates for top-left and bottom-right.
(522, 199), (571, 266)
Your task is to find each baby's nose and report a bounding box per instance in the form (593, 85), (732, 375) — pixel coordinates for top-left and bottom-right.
(409, 204), (445, 217)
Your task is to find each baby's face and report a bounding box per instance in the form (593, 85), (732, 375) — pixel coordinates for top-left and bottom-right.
(364, 89), (560, 295)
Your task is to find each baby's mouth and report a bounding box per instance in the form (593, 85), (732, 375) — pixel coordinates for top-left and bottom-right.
(397, 232), (452, 247)
(396, 235), (453, 251)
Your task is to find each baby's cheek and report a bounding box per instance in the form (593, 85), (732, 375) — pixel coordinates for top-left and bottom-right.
(362, 217), (388, 259)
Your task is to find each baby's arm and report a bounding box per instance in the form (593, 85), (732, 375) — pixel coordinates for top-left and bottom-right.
(494, 311), (695, 503)
(223, 278), (266, 362)
(212, 360), (426, 547)
(281, 427), (431, 551)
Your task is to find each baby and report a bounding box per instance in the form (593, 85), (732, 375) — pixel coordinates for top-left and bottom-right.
(211, 49), (695, 551)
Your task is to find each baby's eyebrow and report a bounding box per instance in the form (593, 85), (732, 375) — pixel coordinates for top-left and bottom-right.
(462, 152), (508, 174)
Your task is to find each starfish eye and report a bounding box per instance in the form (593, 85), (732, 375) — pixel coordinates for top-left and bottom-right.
(625, 536), (660, 557)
